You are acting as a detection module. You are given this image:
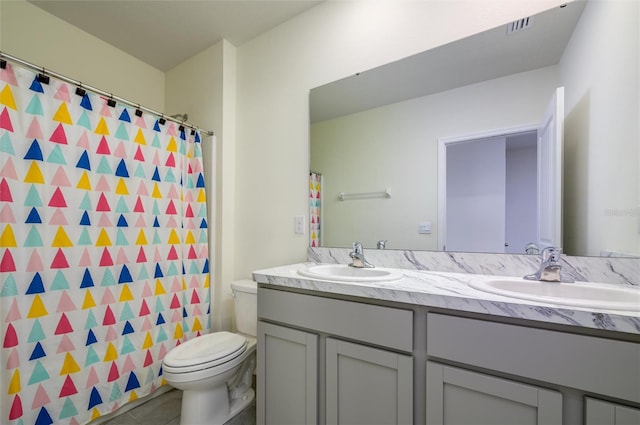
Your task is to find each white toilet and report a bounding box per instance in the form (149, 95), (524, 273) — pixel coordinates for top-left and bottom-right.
(162, 279), (257, 425)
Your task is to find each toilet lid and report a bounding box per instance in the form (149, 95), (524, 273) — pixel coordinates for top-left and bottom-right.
(163, 331), (246, 369)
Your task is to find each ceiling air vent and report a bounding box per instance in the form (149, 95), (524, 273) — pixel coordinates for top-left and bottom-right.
(506, 16), (533, 35)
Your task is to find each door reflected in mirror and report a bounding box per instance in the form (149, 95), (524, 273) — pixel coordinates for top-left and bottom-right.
(439, 88), (563, 254)
(442, 132), (537, 254)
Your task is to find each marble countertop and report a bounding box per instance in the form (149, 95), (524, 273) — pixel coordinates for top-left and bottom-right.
(253, 263), (640, 336)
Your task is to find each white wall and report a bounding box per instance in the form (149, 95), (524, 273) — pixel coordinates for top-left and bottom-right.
(164, 41), (236, 331)
(0, 0), (165, 110)
(560, 0), (639, 256)
(311, 66), (559, 250)
(234, 0), (569, 277)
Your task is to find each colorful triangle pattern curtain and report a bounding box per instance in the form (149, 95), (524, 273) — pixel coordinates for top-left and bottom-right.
(309, 172), (321, 247)
(0, 62), (211, 424)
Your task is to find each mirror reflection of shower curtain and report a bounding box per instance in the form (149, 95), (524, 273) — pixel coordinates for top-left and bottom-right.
(310, 172), (321, 246)
(0, 60), (211, 424)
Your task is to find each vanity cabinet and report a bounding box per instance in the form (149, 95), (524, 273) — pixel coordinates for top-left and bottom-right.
(257, 281), (640, 425)
(257, 287), (414, 425)
(426, 361), (562, 425)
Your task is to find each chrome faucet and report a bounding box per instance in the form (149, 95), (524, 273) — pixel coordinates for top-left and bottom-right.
(349, 242), (374, 268)
(377, 240), (387, 249)
(524, 246), (574, 283)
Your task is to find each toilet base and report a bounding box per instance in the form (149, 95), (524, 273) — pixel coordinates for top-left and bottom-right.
(179, 387), (255, 425)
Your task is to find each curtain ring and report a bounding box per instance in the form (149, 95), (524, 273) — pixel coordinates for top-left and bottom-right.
(75, 82), (86, 97)
(37, 67), (49, 84)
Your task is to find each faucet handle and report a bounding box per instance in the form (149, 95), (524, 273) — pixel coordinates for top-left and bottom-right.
(541, 246), (561, 262)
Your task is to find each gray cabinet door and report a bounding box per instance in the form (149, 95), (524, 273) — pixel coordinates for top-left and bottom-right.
(585, 397), (640, 425)
(326, 338), (413, 425)
(257, 321), (318, 425)
(426, 361), (562, 425)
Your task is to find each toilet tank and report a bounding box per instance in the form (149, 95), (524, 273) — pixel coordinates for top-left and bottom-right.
(231, 279), (257, 337)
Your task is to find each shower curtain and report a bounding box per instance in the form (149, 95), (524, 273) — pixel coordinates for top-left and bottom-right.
(0, 62), (211, 424)
(309, 172), (321, 247)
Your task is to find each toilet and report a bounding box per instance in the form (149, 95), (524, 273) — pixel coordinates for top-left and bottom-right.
(162, 279), (257, 425)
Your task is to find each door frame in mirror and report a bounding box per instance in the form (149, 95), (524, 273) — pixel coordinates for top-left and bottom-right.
(438, 123), (540, 253)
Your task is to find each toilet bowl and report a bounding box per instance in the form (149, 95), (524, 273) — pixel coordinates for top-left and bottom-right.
(162, 279), (257, 425)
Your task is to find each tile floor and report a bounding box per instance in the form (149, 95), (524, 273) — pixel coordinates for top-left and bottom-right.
(101, 388), (256, 425)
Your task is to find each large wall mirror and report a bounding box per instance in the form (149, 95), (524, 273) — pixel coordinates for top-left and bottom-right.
(309, 0), (639, 257)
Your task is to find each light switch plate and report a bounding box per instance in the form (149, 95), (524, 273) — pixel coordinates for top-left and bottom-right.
(294, 215), (305, 234)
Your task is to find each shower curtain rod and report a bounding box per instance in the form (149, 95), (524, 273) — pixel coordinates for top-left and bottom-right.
(0, 51), (215, 137)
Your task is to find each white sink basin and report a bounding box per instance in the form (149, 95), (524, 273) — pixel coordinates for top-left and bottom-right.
(298, 264), (403, 282)
(469, 277), (640, 311)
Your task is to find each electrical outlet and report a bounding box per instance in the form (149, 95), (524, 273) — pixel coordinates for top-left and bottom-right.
(418, 222), (432, 234)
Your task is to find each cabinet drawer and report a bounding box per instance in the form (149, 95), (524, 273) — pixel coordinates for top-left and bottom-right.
(259, 287), (413, 352)
(427, 313), (640, 403)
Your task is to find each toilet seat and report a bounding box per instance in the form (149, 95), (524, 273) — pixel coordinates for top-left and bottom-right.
(163, 331), (247, 374)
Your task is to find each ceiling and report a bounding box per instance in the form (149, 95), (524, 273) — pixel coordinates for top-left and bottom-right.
(27, 0), (323, 71)
(310, 1), (585, 122)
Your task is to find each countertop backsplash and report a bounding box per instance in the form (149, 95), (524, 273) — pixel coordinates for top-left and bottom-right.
(308, 247), (639, 286)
